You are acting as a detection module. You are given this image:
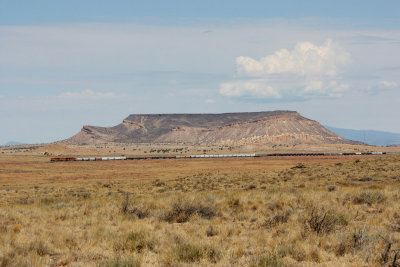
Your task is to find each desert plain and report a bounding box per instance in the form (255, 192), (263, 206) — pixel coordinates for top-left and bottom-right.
(1, 143), (400, 266)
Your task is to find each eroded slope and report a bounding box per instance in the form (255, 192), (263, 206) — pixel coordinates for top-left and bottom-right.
(64, 111), (351, 145)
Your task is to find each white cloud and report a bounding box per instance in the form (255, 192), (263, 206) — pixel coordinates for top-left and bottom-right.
(381, 81), (397, 88)
(0, 95), (4, 99)
(220, 80), (281, 99)
(205, 99), (216, 104)
(303, 80), (324, 93)
(302, 79), (349, 97)
(366, 80), (398, 95)
(220, 78), (349, 99)
(237, 39), (351, 77)
(221, 40), (352, 100)
(58, 90), (121, 100)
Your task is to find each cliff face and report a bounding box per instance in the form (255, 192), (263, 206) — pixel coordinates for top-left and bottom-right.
(64, 111), (352, 145)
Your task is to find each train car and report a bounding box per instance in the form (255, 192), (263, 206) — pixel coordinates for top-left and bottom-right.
(50, 157), (76, 162)
(51, 150), (388, 163)
(163, 156), (176, 159)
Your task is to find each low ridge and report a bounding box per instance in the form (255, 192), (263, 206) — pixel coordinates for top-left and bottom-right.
(64, 110), (353, 145)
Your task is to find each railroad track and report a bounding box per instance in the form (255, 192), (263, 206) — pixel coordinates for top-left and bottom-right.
(50, 152), (386, 162)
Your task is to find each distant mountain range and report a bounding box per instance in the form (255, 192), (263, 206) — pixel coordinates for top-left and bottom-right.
(325, 126), (400, 147)
(2, 141), (26, 146)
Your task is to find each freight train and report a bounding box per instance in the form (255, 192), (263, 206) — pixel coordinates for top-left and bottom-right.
(50, 152), (386, 162)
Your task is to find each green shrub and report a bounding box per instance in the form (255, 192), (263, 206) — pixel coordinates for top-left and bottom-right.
(352, 191), (386, 205)
(336, 227), (369, 256)
(162, 199), (218, 223)
(100, 256), (140, 267)
(202, 245), (221, 263)
(121, 194), (150, 219)
(264, 209), (292, 228)
(305, 207), (348, 234)
(173, 243), (220, 263)
(29, 240), (51, 256)
(114, 231), (154, 253)
(174, 243), (203, 262)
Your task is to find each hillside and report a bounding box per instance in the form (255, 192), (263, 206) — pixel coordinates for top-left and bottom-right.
(64, 111), (354, 146)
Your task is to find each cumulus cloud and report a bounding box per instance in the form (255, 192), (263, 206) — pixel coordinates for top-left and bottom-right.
(301, 78), (349, 97)
(382, 81), (398, 88)
(58, 90), (121, 100)
(220, 40), (352, 100)
(237, 40), (351, 77)
(220, 80), (281, 99)
(366, 80), (398, 95)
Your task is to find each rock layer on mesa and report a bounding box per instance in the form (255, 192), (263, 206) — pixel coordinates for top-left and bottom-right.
(64, 110), (354, 145)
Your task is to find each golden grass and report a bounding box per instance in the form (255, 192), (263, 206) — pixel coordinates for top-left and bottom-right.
(1, 152), (400, 266)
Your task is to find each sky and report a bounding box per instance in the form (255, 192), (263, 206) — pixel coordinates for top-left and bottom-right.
(1, 0), (400, 144)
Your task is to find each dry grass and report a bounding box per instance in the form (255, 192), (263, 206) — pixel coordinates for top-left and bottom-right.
(1, 151), (400, 266)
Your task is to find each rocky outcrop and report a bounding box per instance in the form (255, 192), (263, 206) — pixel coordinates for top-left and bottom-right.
(64, 111), (353, 145)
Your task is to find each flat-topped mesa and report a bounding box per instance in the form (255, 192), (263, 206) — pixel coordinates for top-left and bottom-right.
(124, 110), (302, 127)
(64, 110), (353, 145)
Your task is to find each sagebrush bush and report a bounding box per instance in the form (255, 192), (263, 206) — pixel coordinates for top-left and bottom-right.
(29, 240), (52, 256)
(162, 198), (218, 223)
(121, 194), (150, 219)
(263, 209), (292, 228)
(327, 185), (336, 192)
(173, 243), (210, 263)
(100, 256), (140, 267)
(305, 207), (348, 234)
(172, 243), (220, 263)
(336, 227), (369, 256)
(352, 191), (387, 205)
(114, 231), (154, 253)
(205, 225), (219, 237)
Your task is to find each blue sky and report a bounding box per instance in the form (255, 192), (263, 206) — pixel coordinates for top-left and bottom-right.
(1, 1), (400, 24)
(1, 1), (400, 144)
